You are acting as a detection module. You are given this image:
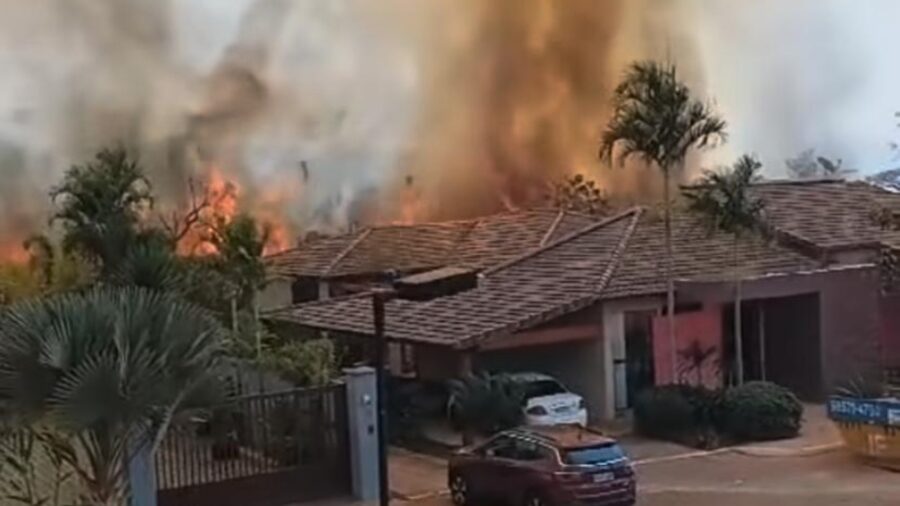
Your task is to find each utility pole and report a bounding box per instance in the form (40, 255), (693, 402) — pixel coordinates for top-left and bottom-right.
(373, 290), (391, 506)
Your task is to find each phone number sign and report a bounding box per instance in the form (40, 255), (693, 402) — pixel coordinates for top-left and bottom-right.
(828, 397), (900, 426)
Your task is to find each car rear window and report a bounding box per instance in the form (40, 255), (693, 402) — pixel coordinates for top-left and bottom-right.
(562, 444), (625, 465)
(522, 380), (566, 399)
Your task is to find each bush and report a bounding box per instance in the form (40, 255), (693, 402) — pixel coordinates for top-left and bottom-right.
(447, 373), (524, 438)
(389, 379), (447, 443)
(634, 384), (720, 447)
(719, 381), (803, 441)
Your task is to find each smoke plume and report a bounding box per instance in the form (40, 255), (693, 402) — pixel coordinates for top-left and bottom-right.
(1, 0), (898, 258)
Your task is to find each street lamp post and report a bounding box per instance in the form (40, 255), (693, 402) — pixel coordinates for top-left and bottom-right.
(372, 289), (392, 506)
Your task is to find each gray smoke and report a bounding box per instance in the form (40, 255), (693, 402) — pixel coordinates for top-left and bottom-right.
(2, 0), (900, 253)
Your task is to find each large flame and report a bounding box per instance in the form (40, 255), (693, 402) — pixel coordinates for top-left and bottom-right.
(0, 242), (28, 265)
(178, 166), (293, 255)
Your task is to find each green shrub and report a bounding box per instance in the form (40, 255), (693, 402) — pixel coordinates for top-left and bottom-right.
(719, 381), (803, 441)
(634, 384), (720, 447)
(447, 373), (524, 438)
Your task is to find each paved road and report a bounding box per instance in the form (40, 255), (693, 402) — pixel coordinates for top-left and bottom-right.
(402, 449), (900, 506)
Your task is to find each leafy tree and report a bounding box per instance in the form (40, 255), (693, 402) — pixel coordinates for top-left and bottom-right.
(0, 288), (224, 505)
(549, 174), (610, 216)
(785, 149), (855, 179)
(600, 61), (727, 379)
(50, 147), (154, 276)
(206, 213), (271, 336)
(683, 155), (768, 384)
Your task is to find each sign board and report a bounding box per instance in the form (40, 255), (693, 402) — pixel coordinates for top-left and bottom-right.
(828, 396), (900, 426)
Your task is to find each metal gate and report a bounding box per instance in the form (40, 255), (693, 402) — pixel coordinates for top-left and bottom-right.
(155, 384), (350, 506)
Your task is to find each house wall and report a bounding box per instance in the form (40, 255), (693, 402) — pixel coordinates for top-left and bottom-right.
(881, 294), (900, 368)
(475, 337), (607, 421)
(259, 278), (294, 310)
(651, 304), (723, 387)
(827, 248), (880, 266)
(415, 345), (468, 382)
(678, 265), (883, 398)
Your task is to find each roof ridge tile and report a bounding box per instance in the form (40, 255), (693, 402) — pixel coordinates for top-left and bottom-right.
(324, 228), (372, 276)
(482, 207), (643, 277)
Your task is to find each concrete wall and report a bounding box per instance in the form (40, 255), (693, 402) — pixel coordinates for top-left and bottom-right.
(475, 337), (608, 421)
(881, 294), (900, 367)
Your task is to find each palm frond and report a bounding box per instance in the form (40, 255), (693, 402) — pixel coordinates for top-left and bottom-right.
(682, 154), (768, 239)
(600, 61), (726, 171)
(0, 287), (225, 502)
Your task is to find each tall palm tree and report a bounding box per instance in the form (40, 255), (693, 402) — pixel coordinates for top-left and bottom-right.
(0, 288), (224, 505)
(50, 147), (154, 276)
(600, 61), (727, 381)
(683, 155), (768, 384)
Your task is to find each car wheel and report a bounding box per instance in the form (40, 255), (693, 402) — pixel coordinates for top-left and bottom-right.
(450, 474), (470, 506)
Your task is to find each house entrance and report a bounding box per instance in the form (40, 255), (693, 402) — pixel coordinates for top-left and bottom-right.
(722, 293), (822, 399)
(624, 311), (656, 407)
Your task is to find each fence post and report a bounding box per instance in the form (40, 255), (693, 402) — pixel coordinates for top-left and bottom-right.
(128, 442), (158, 506)
(344, 366), (380, 502)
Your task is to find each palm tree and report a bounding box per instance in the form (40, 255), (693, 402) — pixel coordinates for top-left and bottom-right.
(683, 155), (768, 384)
(600, 61), (727, 382)
(0, 288), (224, 505)
(50, 147), (154, 276)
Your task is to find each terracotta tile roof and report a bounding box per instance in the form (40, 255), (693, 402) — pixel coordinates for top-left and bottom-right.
(265, 209), (641, 348)
(751, 179), (900, 251)
(266, 232), (365, 278)
(265, 209), (598, 278)
(451, 209), (595, 269)
(602, 211), (822, 299)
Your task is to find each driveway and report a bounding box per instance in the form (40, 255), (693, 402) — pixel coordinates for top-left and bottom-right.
(635, 449), (899, 505)
(396, 448), (900, 506)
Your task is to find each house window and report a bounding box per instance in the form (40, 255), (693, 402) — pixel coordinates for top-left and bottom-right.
(401, 344), (416, 376)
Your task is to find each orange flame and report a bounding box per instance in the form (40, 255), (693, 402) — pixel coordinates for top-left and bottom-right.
(0, 242), (28, 265)
(177, 165), (293, 256)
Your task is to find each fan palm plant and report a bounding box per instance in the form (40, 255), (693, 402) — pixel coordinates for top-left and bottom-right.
(0, 287), (224, 505)
(600, 61), (726, 381)
(683, 155), (768, 384)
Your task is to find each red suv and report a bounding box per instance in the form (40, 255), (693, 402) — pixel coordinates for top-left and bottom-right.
(448, 425), (635, 506)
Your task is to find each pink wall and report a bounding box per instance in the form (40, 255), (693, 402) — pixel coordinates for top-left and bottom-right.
(652, 305), (723, 387)
(881, 295), (900, 367)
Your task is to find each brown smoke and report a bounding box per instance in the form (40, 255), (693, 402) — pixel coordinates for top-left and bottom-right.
(0, 0), (708, 261)
(378, 0), (627, 222)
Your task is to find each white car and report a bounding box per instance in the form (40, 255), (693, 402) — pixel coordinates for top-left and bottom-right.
(508, 372), (588, 427)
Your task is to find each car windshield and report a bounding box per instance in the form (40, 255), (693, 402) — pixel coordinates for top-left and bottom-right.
(522, 379), (566, 399)
(562, 444), (626, 466)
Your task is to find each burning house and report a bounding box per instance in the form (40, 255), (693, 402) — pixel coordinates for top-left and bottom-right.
(264, 179), (900, 421)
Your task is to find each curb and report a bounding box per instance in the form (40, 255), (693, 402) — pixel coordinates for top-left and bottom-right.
(631, 441), (844, 466)
(731, 441), (844, 458)
(632, 447), (731, 466)
(394, 490), (449, 502)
